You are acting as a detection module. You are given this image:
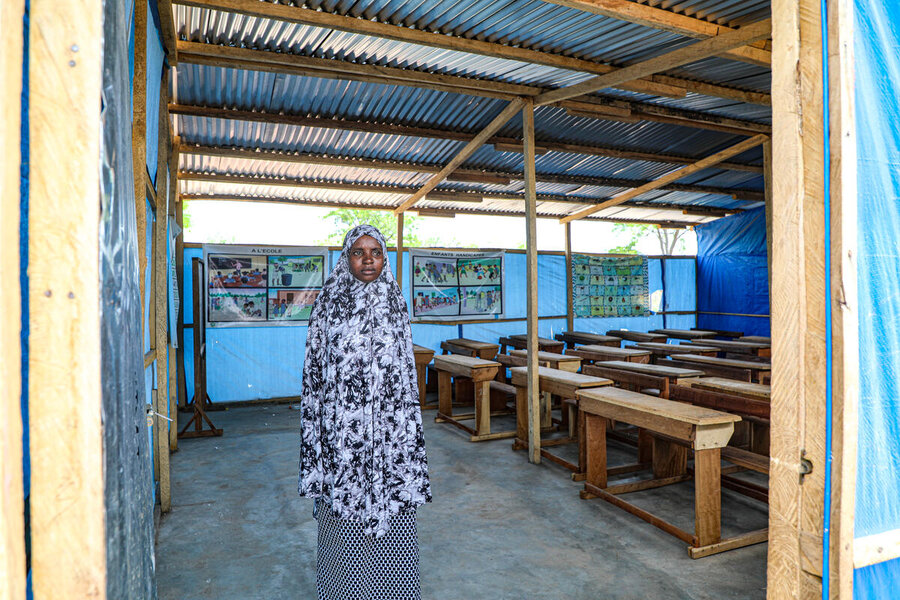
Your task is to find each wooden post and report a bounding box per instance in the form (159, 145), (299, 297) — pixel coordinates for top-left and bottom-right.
(133, 0), (148, 321)
(564, 222), (574, 332)
(763, 140), (774, 296)
(396, 212), (404, 289)
(522, 97), (540, 464)
(154, 68), (172, 512)
(28, 0), (106, 594)
(0, 0), (26, 595)
(174, 145), (187, 409)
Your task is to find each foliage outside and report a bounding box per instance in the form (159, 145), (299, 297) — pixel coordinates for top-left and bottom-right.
(608, 223), (688, 255)
(317, 209), (467, 247)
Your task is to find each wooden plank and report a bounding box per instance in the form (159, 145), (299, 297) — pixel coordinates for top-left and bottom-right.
(633, 342), (720, 357)
(154, 69), (172, 513)
(689, 528), (769, 559)
(853, 529), (900, 570)
(157, 0), (178, 62)
(432, 354), (500, 380)
(560, 134), (769, 223)
(578, 387), (741, 428)
(586, 360), (704, 380)
(769, 0), (829, 595)
(692, 377), (772, 401)
(173, 0), (778, 102)
(566, 345), (651, 363)
(541, 0), (771, 66)
(0, 0), (26, 594)
(523, 97), (540, 464)
(170, 105), (764, 175)
(721, 446), (770, 475)
(694, 448), (723, 546)
(564, 223), (574, 331)
(556, 331), (623, 347)
(671, 354), (771, 371)
(134, 0), (148, 327)
(583, 414), (608, 489)
(509, 366), (611, 398)
(581, 365), (670, 398)
(535, 18), (771, 105)
(28, 0), (106, 593)
(740, 335), (772, 344)
(669, 385), (770, 421)
(650, 328), (718, 340)
(394, 99), (525, 213)
(510, 349), (581, 370)
(395, 212), (404, 289)
(606, 330), (667, 343)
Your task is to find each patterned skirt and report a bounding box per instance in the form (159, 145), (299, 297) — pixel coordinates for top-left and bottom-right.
(316, 505), (421, 600)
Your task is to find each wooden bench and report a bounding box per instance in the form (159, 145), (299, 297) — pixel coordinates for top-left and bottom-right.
(683, 378), (771, 457)
(649, 328), (718, 340)
(413, 344), (435, 409)
(565, 345), (651, 364)
(433, 354), (510, 442)
(606, 330), (667, 344)
(739, 336), (771, 344)
(499, 334), (565, 354)
(508, 366), (611, 472)
(441, 338), (500, 360)
(633, 342), (720, 361)
(583, 360), (704, 386)
(554, 331), (622, 349)
(663, 354), (771, 383)
(509, 349), (581, 372)
(692, 377), (771, 401)
(576, 387), (765, 558)
(682, 339), (771, 358)
(692, 327), (743, 338)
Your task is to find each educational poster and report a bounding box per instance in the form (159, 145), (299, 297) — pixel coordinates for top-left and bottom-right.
(203, 245), (329, 327)
(571, 254), (649, 318)
(410, 250), (504, 321)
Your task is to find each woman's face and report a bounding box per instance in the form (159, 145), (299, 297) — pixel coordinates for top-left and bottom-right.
(348, 234), (385, 283)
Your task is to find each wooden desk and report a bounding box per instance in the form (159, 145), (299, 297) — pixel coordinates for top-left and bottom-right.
(576, 387), (763, 558)
(649, 328), (717, 340)
(499, 335), (565, 354)
(585, 360), (704, 385)
(433, 355), (509, 442)
(693, 327), (743, 338)
(554, 331), (622, 349)
(509, 366), (611, 470)
(692, 377), (771, 401)
(666, 354), (771, 384)
(509, 349), (581, 372)
(413, 344), (435, 409)
(633, 342), (719, 360)
(683, 339), (771, 358)
(739, 336), (771, 344)
(566, 345), (651, 364)
(441, 338), (500, 360)
(606, 330), (667, 344)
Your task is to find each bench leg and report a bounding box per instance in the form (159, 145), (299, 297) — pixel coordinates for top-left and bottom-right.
(540, 391), (552, 429)
(580, 414), (608, 497)
(474, 379), (491, 436)
(436, 371), (452, 420)
(694, 447), (722, 547)
(513, 386), (528, 450)
(416, 365), (427, 408)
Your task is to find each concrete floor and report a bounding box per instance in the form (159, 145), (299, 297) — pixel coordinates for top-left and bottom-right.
(157, 402), (768, 600)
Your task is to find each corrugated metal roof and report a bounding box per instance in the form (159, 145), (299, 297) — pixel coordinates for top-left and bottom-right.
(172, 0), (771, 225)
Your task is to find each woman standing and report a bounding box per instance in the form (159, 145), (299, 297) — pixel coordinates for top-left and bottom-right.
(299, 225), (432, 600)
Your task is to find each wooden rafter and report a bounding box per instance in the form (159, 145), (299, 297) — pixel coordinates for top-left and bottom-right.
(541, 0), (771, 66)
(168, 104), (763, 174)
(176, 41), (770, 135)
(393, 99), (525, 214)
(177, 143), (764, 201)
(535, 18), (772, 106)
(179, 193), (705, 227)
(157, 0), (178, 62)
(174, 0), (771, 105)
(177, 171), (745, 215)
(559, 134), (768, 223)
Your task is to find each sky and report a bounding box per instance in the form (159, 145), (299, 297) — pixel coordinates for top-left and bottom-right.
(182, 200), (697, 255)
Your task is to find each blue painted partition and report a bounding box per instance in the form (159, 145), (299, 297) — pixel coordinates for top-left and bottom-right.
(694, 207), (770, 336)
(853, 0), (900, 596)
(181, 248), (695, 403)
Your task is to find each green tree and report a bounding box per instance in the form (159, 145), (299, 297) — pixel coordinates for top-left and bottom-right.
(608, 223), (688, 255)
(318, 209), (437, 246)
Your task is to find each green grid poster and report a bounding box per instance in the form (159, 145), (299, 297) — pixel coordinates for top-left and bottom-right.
(571, 254), (650, 318)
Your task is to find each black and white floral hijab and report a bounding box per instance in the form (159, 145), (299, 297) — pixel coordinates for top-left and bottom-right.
(298, 224), (431, 537)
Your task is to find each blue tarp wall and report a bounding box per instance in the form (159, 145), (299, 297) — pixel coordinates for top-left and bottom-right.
(694, 207), (770, 337)
(179, 248), (696, 403)
(852, 0), (900, 596)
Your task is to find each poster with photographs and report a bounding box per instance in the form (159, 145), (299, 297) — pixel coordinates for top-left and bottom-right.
(410, 250), (504, 321)
(203, 245), (329, 327)
(571, 254), (649, 318)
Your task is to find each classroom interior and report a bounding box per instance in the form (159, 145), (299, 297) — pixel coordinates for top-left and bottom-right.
(4, 1), (900, 599)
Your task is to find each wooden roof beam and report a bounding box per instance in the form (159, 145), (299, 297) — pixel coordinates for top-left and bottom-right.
(176, 42), (769, 135)
(168, 104), (764, 174)
(393, 99), (525, 214)
(536, 18), (772, 106)
(174, 0), (770, 105)
(542, 0), (770, 67)
(179, 193), (708, 227)
(560, 134), (768, 223)
(177, 143), (764, 201)
(177, 171), (746, 215)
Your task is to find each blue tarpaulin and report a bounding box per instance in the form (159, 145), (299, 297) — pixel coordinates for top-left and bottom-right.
(853, 0), (900, 596)
(694, 207), (770, 337)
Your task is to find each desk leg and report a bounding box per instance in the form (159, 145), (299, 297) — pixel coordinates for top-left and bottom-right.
(514, 386), (528, 449)
(436, 371), (452, 420)
(540, 391), (552, 429)
(653, 437), (687, 478)
(694, 447), (722, 546)
(416, 365), (427, 407)
(474, 379), (491, 436)
(580, 414), (608, 498)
